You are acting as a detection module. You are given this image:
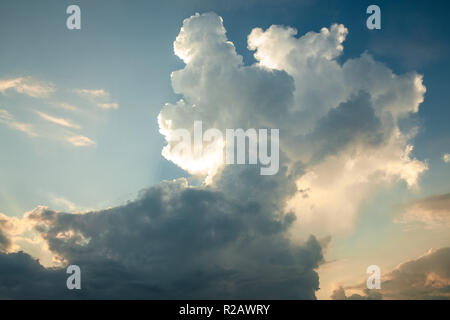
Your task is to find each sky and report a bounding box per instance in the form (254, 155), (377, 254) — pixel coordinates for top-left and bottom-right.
(0, 0), (449, 299)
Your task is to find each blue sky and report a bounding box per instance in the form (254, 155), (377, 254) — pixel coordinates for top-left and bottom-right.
(0, 0), (449, 299)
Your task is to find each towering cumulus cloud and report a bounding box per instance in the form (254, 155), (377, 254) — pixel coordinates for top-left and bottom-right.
(0, 12), (427, 299)
(159, 13), (427, 236)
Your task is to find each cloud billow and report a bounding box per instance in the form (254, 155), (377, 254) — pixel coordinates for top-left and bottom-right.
(159, 12), (427, 236)
(2, 176), (323, 299)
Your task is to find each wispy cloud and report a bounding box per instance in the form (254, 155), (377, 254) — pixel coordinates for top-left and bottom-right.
(0, 109), (36, 137)
(0, 77), (54, 98)
(59, 103), (77, 112)
(97, 103), (119, 110)
(50, 196), (92, 213)
(75, 88), (109, 98)
(66, 135), (96, 147)
(2, 109), (95, 147)
(35, 111), (80, 129)
(75, 88), (119, 109)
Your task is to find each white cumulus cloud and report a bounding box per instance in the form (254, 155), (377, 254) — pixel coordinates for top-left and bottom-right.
(158, 12), (428, 236)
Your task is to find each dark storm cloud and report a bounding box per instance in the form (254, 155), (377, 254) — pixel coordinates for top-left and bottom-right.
(1, 166), (323, 299)
(0, 252), (77, 299)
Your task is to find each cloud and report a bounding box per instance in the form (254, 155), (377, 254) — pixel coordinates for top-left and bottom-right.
(48, 196), (94, 214)
(59, 103), (78, 112)
(0, 217), (13, 252)
(443, 154), (450, 163)
(158, 12), (427, 236)
(1, 108), (96, 147)
(75, 89), (109, 98)
(0, 109), (36, 137)
(0, 177), (323, 299)
(0, 77), (54, 98)
(0, 251), (77, 299)
(332, 248), (450, 300)
(35, 111), (80, 129)
(97, 103), (119, 110)
(66, 135), (96, 147)
(75, 89), (119, 110)
(330, 286), (382, 300)
(50, 197), (81, 213)
(0, 213), (25, 253)
(393, 193), (450, 228)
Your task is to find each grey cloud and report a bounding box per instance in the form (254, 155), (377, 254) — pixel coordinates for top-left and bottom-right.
(332, 248), (450, 300)
(393, 193), (450, 227)
(10, 171), (323, 299)
(303, 91), (388, 163)
(330, 286), (382, 300)
(382, 247), (450, 299)
(0, 231), (10, 252)
(0, 252), (78, 299)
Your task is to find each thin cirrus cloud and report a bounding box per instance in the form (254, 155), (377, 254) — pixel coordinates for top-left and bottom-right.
(0, 77), (108, 146)
(0, 77), (54, 98)
(59, 103), (78, 112)
(97, 102), (119, 110)
(75, 88), (109, 98)
(0, 109), (36, 137)
(1, 108), (96, 147)
(1, 108), (95, 147)
(66, 135), (96, 147)
(35, 110), (81, 129)
(75, 88), (119, 110)
(57, 97), (113, 113)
